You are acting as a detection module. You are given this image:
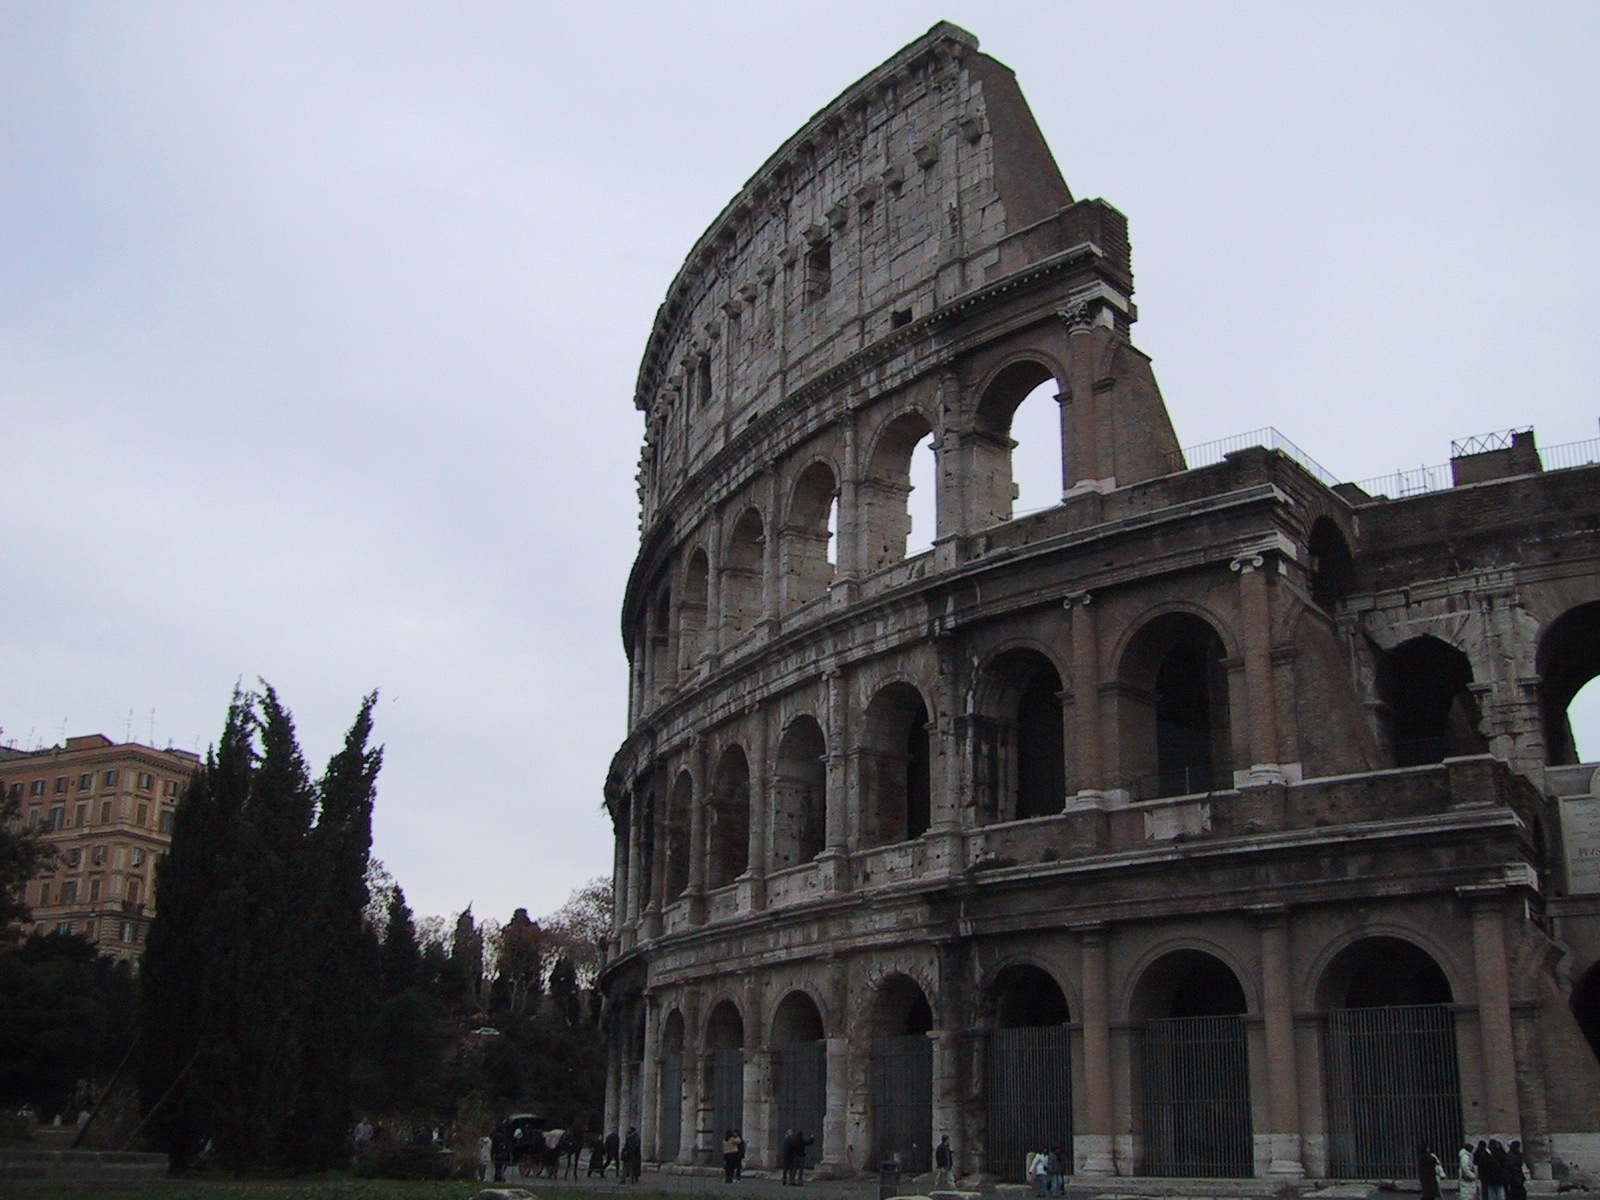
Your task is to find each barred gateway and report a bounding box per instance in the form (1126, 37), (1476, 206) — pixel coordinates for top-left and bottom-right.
(600, 22), (1600, 1183)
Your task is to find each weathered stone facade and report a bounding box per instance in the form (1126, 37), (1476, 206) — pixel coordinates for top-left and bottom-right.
(601, 23), (1600, 1183)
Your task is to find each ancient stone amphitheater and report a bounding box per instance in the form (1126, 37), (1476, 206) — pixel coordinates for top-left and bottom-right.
(600, 22), (1600, 1186)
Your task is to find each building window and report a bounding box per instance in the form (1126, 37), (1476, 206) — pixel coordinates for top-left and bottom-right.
(127, 878), (141, 904)
(92, 844), (106, 865)
(27, 806), (41, 829)
(805, 239), (832, 302)
(79, 773), (92, 790)
(55, 921), (71, 935)
(131, 847), (144, 867)
(37, 881), (49, 906)
(164, 780), (179, 797)
(101, 801), (113, 823)
(122, 922), (135, 943)
(7, 782), (20, 799)
(48, 807), (64, 831)
(60, 880), (77, 904)
(136, 804), (148, 826)
(88, 876), (101, 902)
(137, 772), (153, 790)
(160, 810), (174, 834)
(75, 804), (87, 827)
(54, 776), (68, 793)
(68, 848), (81, 867)
(30, 779), (45, 797)
(103, 770), (118, 788)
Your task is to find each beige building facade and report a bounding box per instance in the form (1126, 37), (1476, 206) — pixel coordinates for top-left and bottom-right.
(3, 734), (199, 962)
(600, 23), (1600, 1184)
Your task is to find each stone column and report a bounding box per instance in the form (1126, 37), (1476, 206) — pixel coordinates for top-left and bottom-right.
(823, 1035), (850, 1174)
(819, 667), (851, 893)
(1232, 550), (1284, 779)
(625, 791), (643, 927)
(681, 988), (704, 1165)
(742, 707), (769, 912)
(1256, 907), (1304, 1177)
(1076, 926), (1115, 1175)
(1067, 593), (1104, 797)
(606, 1023), (622, 1141)
(931, 1030), (962, 1176)
(1468, 893), (1523, 1141)
(641, 992), (661, 1161)
(744, 1049), (774, 1170)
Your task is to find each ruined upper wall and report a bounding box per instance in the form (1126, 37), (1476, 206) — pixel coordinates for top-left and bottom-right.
(633, 23), (1082, 521)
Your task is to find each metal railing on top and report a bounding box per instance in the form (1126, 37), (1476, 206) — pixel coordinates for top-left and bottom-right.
(1166, 427), (1339, 487)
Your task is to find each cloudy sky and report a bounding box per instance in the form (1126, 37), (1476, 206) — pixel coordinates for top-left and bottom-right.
(3, 2), (1597, 925)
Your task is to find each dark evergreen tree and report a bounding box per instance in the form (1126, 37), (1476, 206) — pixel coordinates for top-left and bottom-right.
(0, 784), (54, 941)
(380, 885), (420, 998)
(283, 694), (380, 1172)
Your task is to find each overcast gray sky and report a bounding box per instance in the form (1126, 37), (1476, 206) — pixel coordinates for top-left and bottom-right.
(3, 2), (1597, 925)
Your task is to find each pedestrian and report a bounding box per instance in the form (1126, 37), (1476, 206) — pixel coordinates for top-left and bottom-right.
(792, 1130), (814, 1185)
(735, 1129), (747, 1179)
(604, 1129), (620, 1177)
(622, 1127), (642, 1184)
(588, 1134), (606, 1177)
(781, 1129), (798, 1185)
(1029, 1149), (1049, 1197)
(352, 1116), (374, 1168)
(1459, 1143), (1480, 1200)
(724, 1129), (742, 1182)
(1484, 1139), (1509, 1200)
(490, 1120), (512, 1184)
(1506, 1140), (1527, 1200)
(1048, 1145), (1066, 1198)
(1418, 1144), (1442, 1200)
(935, 1134), (954, 1187)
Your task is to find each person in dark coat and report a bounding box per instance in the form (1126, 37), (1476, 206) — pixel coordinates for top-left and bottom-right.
(781, 1129), (797, 1185)
(604, 1129), (620, 1176)
(622, 1127), (642, 1183)
(1418, 1144), (1442, 1200)
(490, 1120), (512, 1184)
(1506, 1140), (1527, 1200)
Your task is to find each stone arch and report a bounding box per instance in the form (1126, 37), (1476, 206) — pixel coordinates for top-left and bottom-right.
(1572, 959), (1600, 1066)
(1128, 947), (1254, 1178)
(783, 460), (839, 609)
(1300, 922), (1465, 1013)
(724, 507), (766, 642)
(772, 715), (827, 869)
(1314, 936), (1462, 1180)
(771, 988), (828, 1044)
(859, 681), (932, 848)
(973, 645), (1067, 823)
(706, 998), (746, 1144)
(679, 547), (711, 672)
(862, 409), (938, 571)
(868, 972), (935, 1171)
(770, 989), (828, 1171)
(982, 961), (1074, 1182)
(663, 770), (693, 901)
(1379, 635), (1488, 767)
(707, 745), (751, 890)
(651, 578), (676, 694)
(985, 962), (1071, 1028)
(1116, 610), (1235, 799)
(1539, 601), (1600, 765)
(972, 356), (1065, 524)
(658, 1006), (688, 1161)
(1308, 516), (1357, 612)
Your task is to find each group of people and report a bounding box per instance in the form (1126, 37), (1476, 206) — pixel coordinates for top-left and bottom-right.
(1027, 1146), (1069, 1197)
(779, 1128), (815, 1185)
(721, 1129), (748, 1181)
(1418, 1139), (1527, 1200)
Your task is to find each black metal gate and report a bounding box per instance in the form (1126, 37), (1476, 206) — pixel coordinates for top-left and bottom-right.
(775, 1040), (826, 1167)
(1324, 1004), (1462, 1179)
(1140, 1015), (1252, 1177)
(712, 1046), (744, 1142)
(660, 1052), (682, 1163)
(986, 1026), (1073, 1181)
(873, 1034), (932, 1171)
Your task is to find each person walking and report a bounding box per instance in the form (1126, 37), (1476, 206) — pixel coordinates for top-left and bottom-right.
(935, 1134), (954, 1187)
(1047, 1145), (1066, 1198)
(791, 1129), (814, 1185)
(1459, 1143), (1480, 1200)
(622, 1127), (641, 1183)
(724, 1129), (742, 1182)
(1418, 1144), (1443, 1200)
(735, 1129), (747, 1179)
(1029, 1149), (1049, 1197)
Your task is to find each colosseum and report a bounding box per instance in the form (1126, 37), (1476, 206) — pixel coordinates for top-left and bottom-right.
(600, 22), (1600, 1185)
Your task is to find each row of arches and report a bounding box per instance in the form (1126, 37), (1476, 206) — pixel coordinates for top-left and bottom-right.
(634, 371), (1070, 708)
(630, 935), (1464, 1180)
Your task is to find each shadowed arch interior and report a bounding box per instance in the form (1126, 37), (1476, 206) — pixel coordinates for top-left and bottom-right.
(1118, 613), (1233, 799)
(664, 770), (693, 900)
(860, 683), (931, 848)
(863, 410), (937, 570)
(1308, 518), (1357, 611)
(1380, 636), (1487, 767)
(773, 716), (827, 868)
(1538, 601), (1600, 765)
(784, 462), (839, 609)
(1316, 937), (1453, 1009)
(679, 549), (710, 672)
(707, 746), (750, 889)
(724, 508), (766, 641)
(989, 963), (1071, 1027)
(976, 648), (1066, 822)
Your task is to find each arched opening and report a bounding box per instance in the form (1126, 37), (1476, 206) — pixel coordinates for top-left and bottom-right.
(679, 550), (710, 673)
(663, 771), (693, 902)
(1571, 960), (1600, 1067)
(783, 462), (838, 609)
(707, 1001), (745, 1149)
(976, 649), (1066, 823)
(723, 508), (766, 643)
(707, 747), (750, 890)
(985, 965), (1072, 1180)
(1317, 938), (1461, 1179)
(1380, 636), (1487, 767)
(974, 361), (1062, 526)
(863, 411), (937, 570)
(659, 1010), (686, 1163)
(1539, 601), (1600, 765)
(772, 992), (826, 1172)
(1118, 614), (1233, 799)
(773, 716), (827, 869)
(860, 683), (931, 848)
(1309, 517), (1357, 611)
(651, 583), (675, 695)
(870, 975), (933, 1172)
(1132, 950), (1252, 1178)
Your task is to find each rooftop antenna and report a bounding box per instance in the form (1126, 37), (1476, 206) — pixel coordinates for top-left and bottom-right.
(58, 718), (68, 745)
(148, 708), (156, 746)
(124, 709), (134, 743)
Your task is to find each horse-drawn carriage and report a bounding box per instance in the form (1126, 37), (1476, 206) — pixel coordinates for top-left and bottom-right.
(500, 1114), (583, 1179)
